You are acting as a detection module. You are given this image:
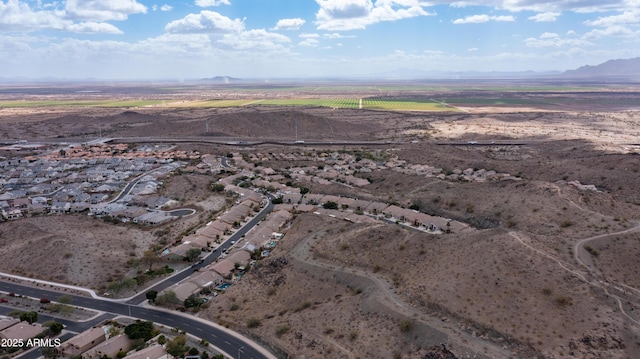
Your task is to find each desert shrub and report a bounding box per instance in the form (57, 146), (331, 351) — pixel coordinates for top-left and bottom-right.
(399, 319), (414, 333)
(584, 245), (599, 257)
(554, 296), (573, 308)
(247, 318), (261, 328)
(349, 330), (358, 341)
(560, 220), (574, 228)
(323, 201), (338, 210)
(275, 325), (290, 337)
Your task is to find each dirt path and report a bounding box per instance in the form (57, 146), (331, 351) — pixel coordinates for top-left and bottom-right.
(547, 182), (640, 298)
(289, 226), (514, 359)
(509, 231), (640, 326)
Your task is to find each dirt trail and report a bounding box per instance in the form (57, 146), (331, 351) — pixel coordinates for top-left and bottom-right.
(289, 226), (514, 359)
(547, 182), (640, 298)
(509, 231), (640, 326)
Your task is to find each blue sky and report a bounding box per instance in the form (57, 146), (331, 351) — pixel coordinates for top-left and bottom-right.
(1, 0), (640, 80)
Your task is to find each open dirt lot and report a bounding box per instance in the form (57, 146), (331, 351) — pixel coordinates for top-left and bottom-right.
(1, 84), (640, 358)
(0, 215), (152, 289)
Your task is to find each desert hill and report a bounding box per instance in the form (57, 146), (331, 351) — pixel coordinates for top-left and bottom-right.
(563, 57), (640, 79)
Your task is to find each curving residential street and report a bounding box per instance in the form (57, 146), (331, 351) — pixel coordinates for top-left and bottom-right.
(0, 195), (277, 359)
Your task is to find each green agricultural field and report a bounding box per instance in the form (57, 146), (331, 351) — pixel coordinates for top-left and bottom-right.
(362, 98), (459, 111)
(258, 98), (360, 108)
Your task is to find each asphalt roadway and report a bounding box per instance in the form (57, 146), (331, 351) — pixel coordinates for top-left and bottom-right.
(1, 273), (270, 359)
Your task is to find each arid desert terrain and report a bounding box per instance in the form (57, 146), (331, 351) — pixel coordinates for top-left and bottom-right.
(1, 82), (639, 359)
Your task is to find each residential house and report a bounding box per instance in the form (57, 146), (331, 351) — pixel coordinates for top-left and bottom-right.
(0, 321), (43, 341)
(0, 317), (19, 331)
(122, 344), (167, 359)
(82, 335), (131, 359)
(59, 327), (106, 357)
(209, 259), (236, 278)
(133, 211), (172, 225)
(50, 201), (71, 214)
(195, 223), (225, 241)
(224, 250), (251, 269)
(190, 270), (223, 289)
(172, 282), (201, 302)
(161, 243), (195, 261)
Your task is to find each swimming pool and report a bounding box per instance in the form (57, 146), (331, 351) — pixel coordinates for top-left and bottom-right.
(216, 283), (232, 290)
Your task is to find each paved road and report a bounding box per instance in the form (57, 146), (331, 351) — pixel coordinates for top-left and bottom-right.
(0, 307), (114, 359)
(125, 195), (274, 305)
(0, 195), (276, 359)
(0, 282), (270, 359)
(109, 166), (168, 203)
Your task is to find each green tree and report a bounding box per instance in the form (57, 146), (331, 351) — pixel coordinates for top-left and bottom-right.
(146, 290), (158, 303)
(57, 295), (72, 304)
(141, 250), (159, 272)
(155, 291), (181, 307)
(19, 311), (38, 324)
(185, 248), (201, 262)
(166, 335), (187, 357)
(299, 186), (309, 195)
(43, 321), (64, 336)
(210, 182), (225, 192)
(124, 320), (156, 341)
(41, 347), (58, 358)
(323, 201), (338, 210)
(183, 295), (201, 309)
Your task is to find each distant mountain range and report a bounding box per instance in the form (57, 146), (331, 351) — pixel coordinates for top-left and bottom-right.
(3, 58), (640, 84)
(562, 57), (640, 79)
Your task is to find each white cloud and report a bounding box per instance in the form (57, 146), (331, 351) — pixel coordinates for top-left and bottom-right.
(528, 12), (560, 22)
(493, 15), (515, 22)
(165, 11), (244, 34)
(323, 32), (354, 38)
(195, 0), (231, 7)
(584, 11), (640, 27)
(450, 2), (472, 8)
(453, 14), (514, 24)
(524, 32), (591, 47)
(65, 0), (147, 21)
(67, 21), (123, 34)
(299, 38), (319, 47)
(0, 0), (124, 34)
(444, 1), (629, 13)
(219, 29), (291, 50)
(152, 4), (172, 11)
(315, 0), (433, 31)
(467, 47), (478, 51)
(423, 50), (444, 55)
(274, 18), (305, 30)
(299, 33), (320, 38)
(583, 26), (637, 39)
